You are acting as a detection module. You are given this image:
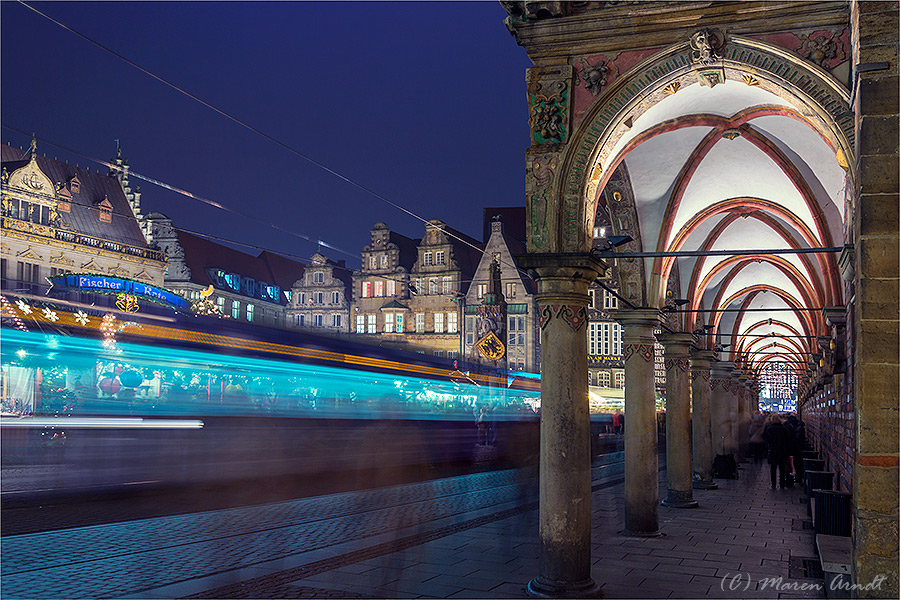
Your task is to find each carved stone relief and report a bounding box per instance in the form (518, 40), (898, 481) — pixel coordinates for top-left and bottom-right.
(527, 65), (572, 145)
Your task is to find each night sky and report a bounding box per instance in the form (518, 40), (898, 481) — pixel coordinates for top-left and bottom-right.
(1, 1), (533, 267)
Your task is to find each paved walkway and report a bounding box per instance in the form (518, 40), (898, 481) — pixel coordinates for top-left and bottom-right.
(1, 456), (824, 599)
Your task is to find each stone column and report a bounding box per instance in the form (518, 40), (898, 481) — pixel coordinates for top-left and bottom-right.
(729, 369), (743, 457)
(658, 333), (699, 508)
(709, 362), (734, 457)
(737, 374), (750, 462)
(520, 255), (603, 599)
(690, 350), (717, 489)
(851, 4), (899, 594)
(613, 308), (663, 535)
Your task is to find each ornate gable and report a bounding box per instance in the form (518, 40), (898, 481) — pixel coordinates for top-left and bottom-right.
(7, 155), (55, 200)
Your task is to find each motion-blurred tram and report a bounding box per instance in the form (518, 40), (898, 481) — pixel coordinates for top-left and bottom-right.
(0, 295), (542, 495)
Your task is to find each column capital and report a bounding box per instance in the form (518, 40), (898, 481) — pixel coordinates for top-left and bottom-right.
(690, 349), (716, 366)
(656, 332), (696, 351)
(711, 361), (735, 377)
(517, 253), (606, 283)
(610, 307), (662, 328)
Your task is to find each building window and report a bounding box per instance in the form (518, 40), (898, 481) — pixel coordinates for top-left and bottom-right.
(332, 291), (341, 304)
(434, 350), (444, 357)
(313, 271), (324, 284)
(384, 313), (394, 333)
(614, 371), (625, 388)
(434, 312), (444, 333)
(448, 351), (458, 360)
(423, 252), (433, 266)
(380, 254), (388, 268)
(356, 314), (365, 333)
(588, 323), (601, 355)
(435, 251), (445, 265)
(369, 255), (377, 269)
(506, 282), (516, 298)
(442, 277), (452, 295)
(429, 278), (438, 295)
(375, 280), (384, 297)
(331, 313), (341, 328)
(589, 289), (597, 309)
(298, 292), (307, 306)
(232, 300), (240, 319)
(315, 292), (324, 304)
(246, 304), (254, 322)
(386, 279), (395, 296)
(465, 316), (475, 345)
(362, 282), (371, 298)
(599, 371), (611, 388)
(612, 322), (622, 355)
(217, 297), (225, 313)
(415, 313), (425, 333)
(447, 312), (458, 333)
(477, 284), (487, 299)
(604, 290), (618, 310)
(367, 314), (376, 333)
(395, 314), (404, 333)
(298, 314), (305, 326)
(314, 314), (323, 327)
(414, 278), (423, 295)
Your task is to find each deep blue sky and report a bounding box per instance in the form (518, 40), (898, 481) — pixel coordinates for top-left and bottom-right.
(2, 1), (532, 267)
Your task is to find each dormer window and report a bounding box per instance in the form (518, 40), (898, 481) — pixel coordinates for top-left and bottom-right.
(436, 251), (445, 265)
(69, 175), (81, 194)
(313, 271), (324, 284)
(424, 252), (433, 266)
(96, 197), (113, 223)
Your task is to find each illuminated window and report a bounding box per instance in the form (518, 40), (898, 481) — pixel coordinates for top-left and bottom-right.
(395, 314), (403, 333)
(375, 280), (384, 297)
(448, 312), (458, 333)
(331, 313), (341, 328)
(369, 255), (377, 269)
(386, 279), (395, 296)
(362, 282), (371, 298)
(380, 254), (388, 268)
(224, 273), (240, 291)
(435, 251), (445, 265)
(614, 371), (625, 388)
(434, 312), (444, 333)
(313, 272), (324, 284)
(246, 304), (254, 322)
(423, 252), (433, 266)
(442, 277), (452, 294)
(414, 278), (424, 295)
(415, 313), (425, 333)
(477, 284), (486, 299)
(217, 297), (225, 312)
(429, 278), (438, 295)
(356, 314), (365, 333)
(434, 351), (444, 357)
(331, 291), (341, 304)
(588, 323), (600, 355)
(367, 314), (376, 333)
(232, 300), (240, 319)
(612, 323), (622, 355)
(384, 313), (394, 333)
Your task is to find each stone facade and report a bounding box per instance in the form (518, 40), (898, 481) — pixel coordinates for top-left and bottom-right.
(1, 143), (166, 301)
(287, 253), (350, 334)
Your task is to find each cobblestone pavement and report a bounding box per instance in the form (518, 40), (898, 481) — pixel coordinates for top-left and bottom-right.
(2, 455), (820, 600)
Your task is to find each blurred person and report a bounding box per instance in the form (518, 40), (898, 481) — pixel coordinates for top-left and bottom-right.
(785, 414), (806, 481)
(749, 413), (766, 464)
(762, 414), (792, 488)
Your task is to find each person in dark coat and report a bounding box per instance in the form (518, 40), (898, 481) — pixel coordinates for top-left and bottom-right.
(785, 414), (805, 482)
(762, 414), (793, 488)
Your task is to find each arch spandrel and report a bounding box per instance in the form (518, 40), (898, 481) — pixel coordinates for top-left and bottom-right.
(528, 33), (853, 312)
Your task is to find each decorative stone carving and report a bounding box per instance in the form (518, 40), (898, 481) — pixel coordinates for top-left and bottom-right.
(527, 66), (572, 145)
(795, 31), (845, 67)
(663, 81), (681, 95)
(742, 74), (759, 86)
(721, 129), (741, 140)
(623, 343), (655, 363)
(574, 57), (613, 96)
(689, 29), (726, 65)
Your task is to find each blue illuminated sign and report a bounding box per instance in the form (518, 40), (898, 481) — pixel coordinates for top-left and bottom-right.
(49, 275), (191, 311)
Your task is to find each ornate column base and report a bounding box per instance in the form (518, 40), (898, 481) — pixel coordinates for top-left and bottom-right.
(661, 495), (700, 509)
(527, 576), (602, 599)
(693, 479), (719, 490)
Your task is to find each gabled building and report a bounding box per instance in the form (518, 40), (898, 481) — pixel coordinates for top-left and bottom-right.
(146, 214), (303, 326)
(407, 220), (481, 359)
(287, 252), (351, 333)
(1, 142), (166, 300)
(350, 223), (418, 347)
(464, 213), (538, 372)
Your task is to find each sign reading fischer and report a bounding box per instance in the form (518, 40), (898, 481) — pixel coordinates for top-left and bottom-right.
(49, 274), (191, 311)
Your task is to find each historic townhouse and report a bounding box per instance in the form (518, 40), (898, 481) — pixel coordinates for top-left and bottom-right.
(407, 220), (481, 359)
(287, 252), (351, 333)
(1, 142), (166, 299)
(350, 223), (419, 349)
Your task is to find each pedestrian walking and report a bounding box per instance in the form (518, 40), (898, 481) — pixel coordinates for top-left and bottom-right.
(762, 414), (793, 488)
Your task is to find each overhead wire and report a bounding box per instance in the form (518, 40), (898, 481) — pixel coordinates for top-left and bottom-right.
(15, 0), (530, 280)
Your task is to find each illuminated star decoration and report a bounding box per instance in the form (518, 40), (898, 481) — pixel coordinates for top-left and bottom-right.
(74, 310), (90, 325)
(16, 299), (32, 315)
(42, 307), (59, 322)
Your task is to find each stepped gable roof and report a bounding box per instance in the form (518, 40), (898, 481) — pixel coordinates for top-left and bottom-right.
(443, 225), (484, 282)
(2, 144), (147, 247)
(174, 229), (274, 288)
(483, 206), (526, 246)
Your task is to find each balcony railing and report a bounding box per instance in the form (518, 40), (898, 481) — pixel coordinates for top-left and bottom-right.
(2, 216), (166, 262)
